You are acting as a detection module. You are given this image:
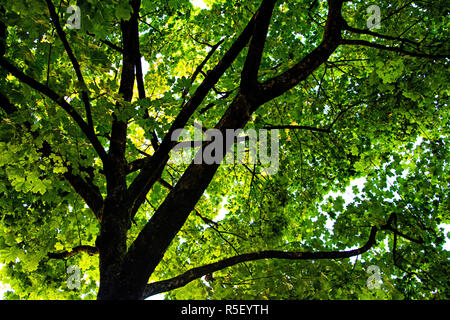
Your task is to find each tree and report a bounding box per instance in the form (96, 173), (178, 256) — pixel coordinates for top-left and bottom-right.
(0, 0), (448, 300)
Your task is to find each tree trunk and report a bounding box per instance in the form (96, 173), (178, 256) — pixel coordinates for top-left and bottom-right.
(95, 196), (129, 299)
(96, 156), (131, 300)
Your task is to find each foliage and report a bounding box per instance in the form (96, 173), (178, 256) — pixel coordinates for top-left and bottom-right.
(0, 0), (449, 299)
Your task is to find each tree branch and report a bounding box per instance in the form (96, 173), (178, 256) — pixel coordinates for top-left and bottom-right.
(106, 0), (142, 167)
(0, 58), (108, 162)
(0, 91), (104, 219)
(45, 0), (94, 130)
(1, 12), (107, 162)
(263, 125), (330, 133)
(340, 39), (450, 59)
(134, 27), (145, 101)
(48, 245), (98, 259)
(142, 226), (379, 298)
(190, 38), (225, 85)
(86, 32), (124, 53)
(240, 0), (277, 94)
(63, 168), (104, 220)
(343, 22), (420, 47)
(125, 4), (262, 220)
(255, 0), (345, 105)
(1, 10), (104, 218)
(115, 0), (349, 300)
(382, 225), (424, 244)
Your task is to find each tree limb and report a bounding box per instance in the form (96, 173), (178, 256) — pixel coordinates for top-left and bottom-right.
(0, 58), (108, 162)
(45, 0), (94, 130)
(263, 125), (330, 133)
(255, 0), (345, 105)
(125, 4), (262, 220)
(0, 14), (106, 162)
(0, 91), (104, 220)
(105, 0), (142, 168)
(134, 29), (145, 101)
(48, 245), (98, 259)
(190, 38), (225, 85)
(340, 39), (450, 59)
(343, 22), (420, 47)
(240, 0), (277, 94)
(63, 168), (104, 219)
(142, 226), (379, 298)
(86, 32), (124, 53)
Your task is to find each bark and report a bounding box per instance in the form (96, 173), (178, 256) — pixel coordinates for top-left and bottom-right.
(95, 197), (129, 299)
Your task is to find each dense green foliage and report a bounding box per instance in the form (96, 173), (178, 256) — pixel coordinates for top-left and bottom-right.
(0, 0), (449, 299)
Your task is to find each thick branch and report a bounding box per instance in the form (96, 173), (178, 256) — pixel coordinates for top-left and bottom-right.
(134, 27), (145, 101)
(115, 92), (253, 299)
(142, 226), (378, 298)
(240, 0), (277, 93)
(48, 245), (98, 259)
(106, 0), (142, 167)
(255, 0), (345, 105)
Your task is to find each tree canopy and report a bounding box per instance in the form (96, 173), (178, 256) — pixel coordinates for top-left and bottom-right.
(0, 0), (449, 300)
